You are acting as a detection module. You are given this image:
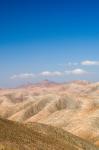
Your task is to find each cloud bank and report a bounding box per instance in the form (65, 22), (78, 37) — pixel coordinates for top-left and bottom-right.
(10, 73), (35, 80)
(11, 68), (88, 80)
(81, 60), (99, 66)
(65, 69), (88, 75)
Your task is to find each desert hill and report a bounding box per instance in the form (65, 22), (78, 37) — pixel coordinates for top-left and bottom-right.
(0, 81), (99, 147)
(0, 118), (98, 150)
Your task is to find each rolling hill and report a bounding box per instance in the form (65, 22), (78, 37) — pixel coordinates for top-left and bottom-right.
(0, 80), (99, 148)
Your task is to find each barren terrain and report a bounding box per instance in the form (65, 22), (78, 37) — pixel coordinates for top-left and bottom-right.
(0, 80), (99, 149)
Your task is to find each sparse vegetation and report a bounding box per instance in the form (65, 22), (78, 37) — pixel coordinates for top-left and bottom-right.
(0, 118), (98, 150)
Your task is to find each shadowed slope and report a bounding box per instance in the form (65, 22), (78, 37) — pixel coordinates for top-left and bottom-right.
(0, 118), (98, 150)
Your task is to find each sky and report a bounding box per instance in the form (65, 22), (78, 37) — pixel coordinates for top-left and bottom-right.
(0, 0), (99, 87)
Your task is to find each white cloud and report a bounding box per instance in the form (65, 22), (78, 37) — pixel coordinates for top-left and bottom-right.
(81, 60), (99, 66)
(65, 69), (88, 75)
(11, 71), (64, 80)
(10, 73), (35, 80)
(40, 71), (63, 77)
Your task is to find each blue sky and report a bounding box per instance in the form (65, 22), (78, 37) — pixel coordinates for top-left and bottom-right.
(0, 0), (99, 87)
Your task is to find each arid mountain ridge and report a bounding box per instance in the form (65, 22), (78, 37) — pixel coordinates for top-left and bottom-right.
(0, 80), (99, 148)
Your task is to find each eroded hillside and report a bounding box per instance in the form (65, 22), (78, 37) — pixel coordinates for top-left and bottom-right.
(0, 81), (99, 147)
